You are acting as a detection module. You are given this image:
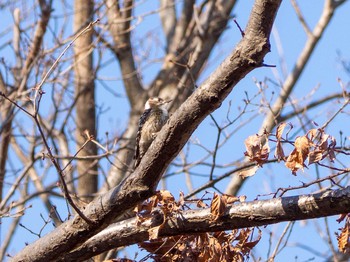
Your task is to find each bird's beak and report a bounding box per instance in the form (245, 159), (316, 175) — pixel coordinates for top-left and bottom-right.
(163, 99), (172, 104)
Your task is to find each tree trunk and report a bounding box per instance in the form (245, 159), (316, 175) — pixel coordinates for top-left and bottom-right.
(73, 0), (97, 203)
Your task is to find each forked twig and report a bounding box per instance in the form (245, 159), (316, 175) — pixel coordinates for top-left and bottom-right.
(1, 19), (101, 225)
(33, 19), (100, 114)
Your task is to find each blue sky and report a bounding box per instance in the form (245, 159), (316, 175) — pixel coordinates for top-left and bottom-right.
(1, 0), (350, 261)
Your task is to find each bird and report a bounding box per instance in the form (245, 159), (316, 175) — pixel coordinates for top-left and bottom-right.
(134, 97), (172, 168)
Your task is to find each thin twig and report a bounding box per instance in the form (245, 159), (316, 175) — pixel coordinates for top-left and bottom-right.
(275, 169), (350, 197)
(233, 18), (244, 37)
(1, 20), (101, 225)
(268, 221), (294, 261)
(33, 19), (100, 113)
(61, 137), (93, 172)
(0, 92), (33, 117)
(208, 114), (221, 181)
(33, 115), (94, 225)
(290, 0), (312, 36)
(321, 98), (350, 129)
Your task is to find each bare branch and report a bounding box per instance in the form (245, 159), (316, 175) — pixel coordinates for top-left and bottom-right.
(160, 0), (176, 50)
(291, 0), (312, 36)
(106, 0), (144, 106)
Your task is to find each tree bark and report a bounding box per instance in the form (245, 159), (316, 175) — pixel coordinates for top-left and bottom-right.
(73, 0), (97, 202)
(62, 186), (350, 261)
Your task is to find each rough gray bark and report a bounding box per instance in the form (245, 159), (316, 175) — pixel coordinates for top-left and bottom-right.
(12, 0), (282, 261)
(73, 0), (98, 202)
(63, 186), (350, 261)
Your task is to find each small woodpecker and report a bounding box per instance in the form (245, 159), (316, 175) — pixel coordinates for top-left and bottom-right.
(134, 97), (172, 168)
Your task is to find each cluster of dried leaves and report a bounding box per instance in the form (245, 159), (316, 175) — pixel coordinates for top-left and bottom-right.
(244, 123), (350, 256)
(135, 191), (259, 261)
(244, 123), (337, 175)
(337, 214), (350, 254)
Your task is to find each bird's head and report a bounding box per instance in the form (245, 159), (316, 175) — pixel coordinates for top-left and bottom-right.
(145, 97), (172, 109)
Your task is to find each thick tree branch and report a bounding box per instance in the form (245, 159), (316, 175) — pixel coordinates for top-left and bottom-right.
(106, 0), (144, 106)
(63, 186), (350, 260)
(160, 0), (176, 50)
(12, 0), (282, 261)
(168, 0), (195, 54)
(74, 0), (98, 202)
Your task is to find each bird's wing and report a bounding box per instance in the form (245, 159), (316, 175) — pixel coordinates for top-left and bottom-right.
(134, 108), (152, 161)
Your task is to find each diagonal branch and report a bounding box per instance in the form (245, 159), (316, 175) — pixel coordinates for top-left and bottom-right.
(106, 0), (144, 106)
(160, 0), (176, 50)
(12, 1), (282, 261)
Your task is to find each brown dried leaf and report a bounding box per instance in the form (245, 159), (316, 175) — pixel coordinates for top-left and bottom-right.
(240, 229), (262, 253)
(238, 166), (258, 178)
(157, 190), (175, 204)
(148, 225), (161, 240)
(308, 149), (323, 165)
(274, 123), (287, 161)
(209, 236), (222, 261)
(221, 194), (240, 205)
(196, 199), (208, 208)
(244, 134), (270, 166)
(198, 236), (211, 262)
(234, 228), (251, 244)
(285, 149), (304, 175)
(157, 190), (179, 213)
(135, 190), (177, 225)
(233, 228), (261, 254)
(307, 130), (328, 164)
(210, 193), (226, 221)
(285, 136), (311, 175)
(338, 223), (350, 253)
(319, 133), (329, 150)
(274, 142), (285, 162)
(276, 122), (287, 140)
(306, 129), (337, 165)
(295, 135), (311, 154)
(307, 128), (319, 141)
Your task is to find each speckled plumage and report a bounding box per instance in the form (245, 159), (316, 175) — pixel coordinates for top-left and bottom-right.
(134, 97), (170, 168)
